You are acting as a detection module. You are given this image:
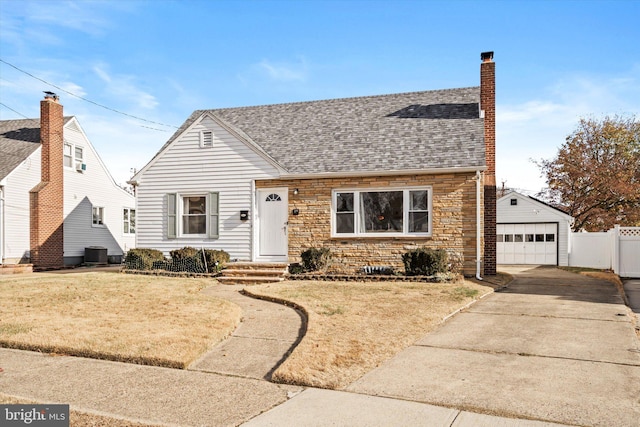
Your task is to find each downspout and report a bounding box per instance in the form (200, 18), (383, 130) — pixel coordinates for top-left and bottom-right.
(475, 170), (483, 280)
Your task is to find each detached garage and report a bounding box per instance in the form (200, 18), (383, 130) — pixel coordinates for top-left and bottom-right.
(497, 191), (574, 266)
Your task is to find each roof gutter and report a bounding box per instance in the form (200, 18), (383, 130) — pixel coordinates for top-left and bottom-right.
(279, 166), (487, 180)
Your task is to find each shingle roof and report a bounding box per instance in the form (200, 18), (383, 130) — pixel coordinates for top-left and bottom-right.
(0, 117), (72, 181)
(159, 87), (485, 176)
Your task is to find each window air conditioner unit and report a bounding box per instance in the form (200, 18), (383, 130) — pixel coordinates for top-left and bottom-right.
(76, 162), (86, 172)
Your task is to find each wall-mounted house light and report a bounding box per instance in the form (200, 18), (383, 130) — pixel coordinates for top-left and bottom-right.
(240, 210), (249, 221)
(293, 188), (299, 195)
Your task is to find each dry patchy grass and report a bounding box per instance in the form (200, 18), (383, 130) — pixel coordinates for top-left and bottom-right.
(248, 276), (499, 389)
(0, 272), (241, 368)
(0, 394), (162, 427)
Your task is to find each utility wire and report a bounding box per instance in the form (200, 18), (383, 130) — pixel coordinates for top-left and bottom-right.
(0, 102), (30, 119)
(0, 58), (179, 130)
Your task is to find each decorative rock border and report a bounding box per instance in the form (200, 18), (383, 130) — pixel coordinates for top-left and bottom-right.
(286, 273), (456, 283)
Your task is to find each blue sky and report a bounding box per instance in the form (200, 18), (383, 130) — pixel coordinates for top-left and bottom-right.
(1, 0), (639, 193)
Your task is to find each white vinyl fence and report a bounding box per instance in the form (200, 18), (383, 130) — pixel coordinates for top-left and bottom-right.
(569, 226), (640, 278)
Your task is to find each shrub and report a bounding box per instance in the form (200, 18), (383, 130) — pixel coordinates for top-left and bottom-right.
(170, 246), (200, 261)
(402, 248), (448, 276)
(124, 248), (166, 270)
(169, 247), (230, 274)
(300, 247), (332, 272)
(203, 249), (230, 273)
(169, 247), (205, 273)
(288, 263), (305, 275)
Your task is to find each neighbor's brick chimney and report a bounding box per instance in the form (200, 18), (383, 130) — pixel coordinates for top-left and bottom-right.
(29, 92), (64, 269)
(481, 51), (496, 275)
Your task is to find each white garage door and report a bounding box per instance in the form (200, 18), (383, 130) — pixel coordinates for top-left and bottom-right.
(497, 223), (558, 265)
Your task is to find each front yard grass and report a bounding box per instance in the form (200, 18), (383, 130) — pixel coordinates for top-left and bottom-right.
(247, 275), (505, 389)
(0, 272), (241, 368)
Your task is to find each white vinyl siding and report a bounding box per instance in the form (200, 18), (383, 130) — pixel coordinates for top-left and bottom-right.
(62, 119), (136, 259)
(0, 149), (41, 263)
(497, 192), (573, 266)
(1, 118), (135, 264)
(135, 115), (281, 260)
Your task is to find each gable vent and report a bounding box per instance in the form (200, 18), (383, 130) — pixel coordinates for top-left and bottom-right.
(201, 131), (213, 148)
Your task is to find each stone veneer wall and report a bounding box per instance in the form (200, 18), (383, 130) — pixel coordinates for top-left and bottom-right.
(256, 172), (483, 276)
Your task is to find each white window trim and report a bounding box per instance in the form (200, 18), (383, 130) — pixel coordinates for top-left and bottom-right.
(64, 141), (85, 171)
(200, 130), (214, 148)
(331, 186), (432, 238)
(92, 206), (105, 228)
(179, 194), (208, 238)
(166, 192), (219, 239)
(123, 207), (135, 235)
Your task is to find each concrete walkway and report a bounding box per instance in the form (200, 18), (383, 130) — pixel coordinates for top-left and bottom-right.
(343, 266), (640, 427)
(190, 285), (305, 380)
(2, 268), (639, 426)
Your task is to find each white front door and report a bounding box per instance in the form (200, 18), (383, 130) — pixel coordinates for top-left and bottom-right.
(257, 188), (288, 260)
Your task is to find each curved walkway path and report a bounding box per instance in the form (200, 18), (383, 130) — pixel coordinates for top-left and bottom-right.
(190, 284), (305, 380)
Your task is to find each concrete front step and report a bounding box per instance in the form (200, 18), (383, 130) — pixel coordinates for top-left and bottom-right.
(218, 262), (289, 285)
(217, 276), (285, 285)
(227, 262), (288, 270)
(223, 269), (287, 277)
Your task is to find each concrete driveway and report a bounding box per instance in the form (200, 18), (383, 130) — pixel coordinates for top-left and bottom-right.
(347, 266), (640, 427)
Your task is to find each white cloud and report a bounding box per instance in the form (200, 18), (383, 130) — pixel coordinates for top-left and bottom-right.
(496, 67), (640, 195)
(92, 64), (159, 110)
(76, 114), (170, 187)
(257, 57), (309, 82)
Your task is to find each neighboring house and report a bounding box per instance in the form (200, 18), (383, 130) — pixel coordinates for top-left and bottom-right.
(130, 52), (497, 277)
(0, 93), (136, 268)
(497, 190), (574, 266)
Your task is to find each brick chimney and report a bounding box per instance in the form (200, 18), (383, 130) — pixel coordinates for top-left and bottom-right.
(481, 51), (496, 275)
(30, 92), (64, 269)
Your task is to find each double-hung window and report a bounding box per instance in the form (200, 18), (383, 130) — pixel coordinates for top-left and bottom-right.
(64, 143), (73, 167)
(167, 192), (219, 238)
(123, 208), (136, 234)
(332, 187), (431, 237)
(92, 206), (104, 226)
(63, 142), (84, 170)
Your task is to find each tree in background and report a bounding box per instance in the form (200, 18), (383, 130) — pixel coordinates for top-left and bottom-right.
(537, 115), (640, 231)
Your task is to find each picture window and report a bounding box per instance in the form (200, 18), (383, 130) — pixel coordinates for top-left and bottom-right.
(332, 188), (431, 237)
